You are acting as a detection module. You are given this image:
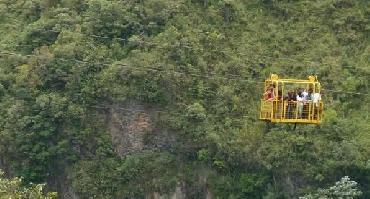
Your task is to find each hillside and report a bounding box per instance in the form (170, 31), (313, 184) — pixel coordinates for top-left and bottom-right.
(0, 0), (369, 198)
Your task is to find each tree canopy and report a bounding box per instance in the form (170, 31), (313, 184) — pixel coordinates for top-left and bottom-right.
(0, 0), (369, 198)
(0, 170), (57, 199)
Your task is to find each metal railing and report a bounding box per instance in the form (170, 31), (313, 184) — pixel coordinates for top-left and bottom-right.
(260, 100), (323, 123)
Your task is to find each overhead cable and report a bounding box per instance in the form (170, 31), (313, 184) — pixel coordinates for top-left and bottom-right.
(0, 50), (369, 96)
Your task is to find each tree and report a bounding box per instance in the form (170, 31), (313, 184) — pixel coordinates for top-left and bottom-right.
(0, 170), (57, 199)
(300, 176), (362, 199)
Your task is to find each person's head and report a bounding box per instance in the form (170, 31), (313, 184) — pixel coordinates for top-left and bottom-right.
(308, 88), (313, 93)
(297, 90), (302, 97)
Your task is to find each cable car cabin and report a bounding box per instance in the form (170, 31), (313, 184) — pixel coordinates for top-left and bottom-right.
(260, 74), (323, 124)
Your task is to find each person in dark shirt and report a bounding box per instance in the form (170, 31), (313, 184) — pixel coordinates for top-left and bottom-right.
(286, 90), (296, 119)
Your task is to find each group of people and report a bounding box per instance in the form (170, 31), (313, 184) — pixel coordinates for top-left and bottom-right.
(263, 85), (322, 119)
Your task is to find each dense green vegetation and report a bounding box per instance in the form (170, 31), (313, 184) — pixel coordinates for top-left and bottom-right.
(0, 170), (57, 198)
(0, 0), (369, 198)
(301, 176), (362, 199)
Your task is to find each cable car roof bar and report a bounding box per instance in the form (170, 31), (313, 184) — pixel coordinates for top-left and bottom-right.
(275, 80), (320, 83)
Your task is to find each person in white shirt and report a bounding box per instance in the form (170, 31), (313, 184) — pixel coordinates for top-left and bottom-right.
(312, 91), (322, 119)
(302, 89), (308, 101)
(296, 91), (304, 118)
(301, 89), (310, 118)
(313, 92), (321, 107)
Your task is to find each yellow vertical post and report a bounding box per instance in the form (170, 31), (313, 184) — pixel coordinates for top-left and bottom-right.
(317, 103), (320, 123)
(312, 101), (317, 120)
(295, 101), (298, 120)
(317, 102), (320, 122)
(308, 102), (311, 121)
(315, 83), (318, 122)
(271, 101), (274, 121)
(260, 100), (262, 119)
(274, 81), (278, 120)
(268, 76), (278, 122)
(275, 81), (278, 99)
(280, 82), (284, 121)
(283, 100), (286, 120)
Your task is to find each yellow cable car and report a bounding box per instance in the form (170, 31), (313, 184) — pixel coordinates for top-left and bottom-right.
(260, 74), (323, 124)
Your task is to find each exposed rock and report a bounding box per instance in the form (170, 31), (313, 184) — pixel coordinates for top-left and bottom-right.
(171, 182), (186, 199)
(0, 157), (11, 178)
(277, 170), (304, 199)
(60, 185), (79, 199)
(105, 102), (175, 157)
(107, 103), (151, 157)
(145, 192), (161, 199)
(47, 172), (80, 199)
(206, 186), (213, 199)
(199, 172), (213, 199)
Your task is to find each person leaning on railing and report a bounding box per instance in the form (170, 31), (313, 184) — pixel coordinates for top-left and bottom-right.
(312, 91), (322, 119)
(296, 90), (305, 119)
(285, 90), (296, 119)
(263, 87), (275, 101)
(302, 88), (313, 119)
(262, 87), (276, 119)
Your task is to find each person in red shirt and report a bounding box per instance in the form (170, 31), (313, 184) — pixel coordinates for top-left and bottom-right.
(264, 87), (275, 101)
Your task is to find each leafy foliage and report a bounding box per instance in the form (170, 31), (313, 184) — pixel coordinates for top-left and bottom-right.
(0, 0), (369, 198)
(301, 176), (362, 199)
(0, 170), (57, 199)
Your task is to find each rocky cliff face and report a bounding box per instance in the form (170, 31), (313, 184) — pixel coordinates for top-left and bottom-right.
(105, 102), (175, 157)
(54, 101), (213, 199)
(47, 173), (79, 199)
(108, 106), (149, 157)
(104, 102), (213, 199)
(0, 157), (11, 178)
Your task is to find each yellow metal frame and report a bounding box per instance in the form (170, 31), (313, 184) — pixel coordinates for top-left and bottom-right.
(259, 74), (323, 124)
